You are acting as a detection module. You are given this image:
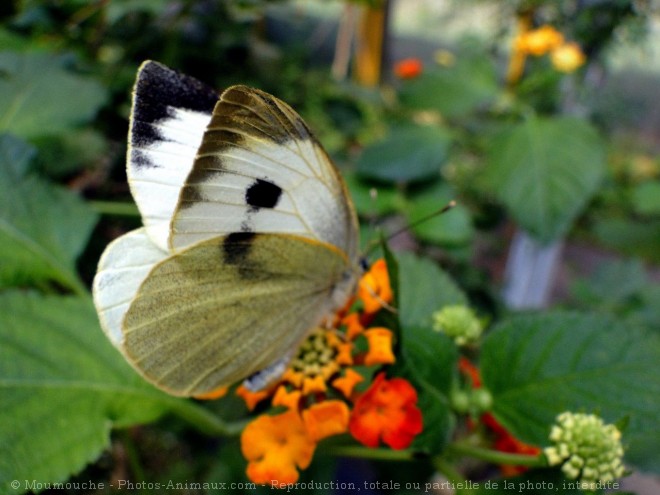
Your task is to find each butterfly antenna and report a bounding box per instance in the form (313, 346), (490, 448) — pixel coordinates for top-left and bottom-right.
(362, 279), (398, 314)
(364, 200), (456, 255)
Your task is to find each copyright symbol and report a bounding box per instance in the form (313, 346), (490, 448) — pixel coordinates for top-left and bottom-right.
(11, 480), (20, 489)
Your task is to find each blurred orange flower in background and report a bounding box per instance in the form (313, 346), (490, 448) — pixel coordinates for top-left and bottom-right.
(394, 58), (423, 79)
(237, 259), (423, 486)
(515, 25), (564, 56)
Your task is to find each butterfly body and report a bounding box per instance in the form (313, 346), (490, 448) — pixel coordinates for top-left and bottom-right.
(93, 61), (359, 396)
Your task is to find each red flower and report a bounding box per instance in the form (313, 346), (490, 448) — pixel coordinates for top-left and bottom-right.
(458, 358), (540, 476)
(349, 373), (423, 449)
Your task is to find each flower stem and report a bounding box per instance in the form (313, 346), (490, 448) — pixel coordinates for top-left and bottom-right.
(446, 441), (546, 467)
(329, 445), (416, 462)
(165, 398), (249, 436)
(119, 429), (146, 482)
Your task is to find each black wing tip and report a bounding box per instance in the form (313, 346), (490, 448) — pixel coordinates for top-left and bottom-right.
(132, 60), (219, 127)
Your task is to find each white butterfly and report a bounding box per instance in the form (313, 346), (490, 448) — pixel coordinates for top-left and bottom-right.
(93, 61), (360, 397)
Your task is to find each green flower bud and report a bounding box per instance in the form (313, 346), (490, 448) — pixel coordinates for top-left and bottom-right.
(450, 389), (471, 413)
(544, 412), (625, 487)
(432, 305), (482, 346)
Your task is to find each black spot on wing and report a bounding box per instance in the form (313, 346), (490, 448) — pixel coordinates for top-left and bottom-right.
(246, 179), (282, 209)
(222, 232), (256, 266)
(222, 232), (268, 280)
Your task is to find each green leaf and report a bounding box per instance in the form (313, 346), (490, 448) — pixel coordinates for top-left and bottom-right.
(395, 252), (467, 329)
(356, 125), (451, 183)
(594, 217), (660, 263)
(481, 311), (660, 471)
(404, 181), (473, 246)
(403, 327), (457, 453)
(570, 258), (647, 307)
(34, 128), (109, 178)
(0, 291), (174, 491)
(485, 117), (605, 243)
(0, 51), (107, 138)
(399, 58), (498, 118)
(631, 181), (660, 216)
(0, 134), (98, 291)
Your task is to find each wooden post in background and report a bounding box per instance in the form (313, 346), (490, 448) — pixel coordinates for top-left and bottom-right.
(354, 0), (389, 87)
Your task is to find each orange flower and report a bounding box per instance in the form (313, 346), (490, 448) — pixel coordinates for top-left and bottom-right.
(358, 259), (393, 314)
(363, 327), (395, 365)
(349, 373), (423, 449)
(192, 385), (228, 400)
(331, 369), (364, 398)
(394, 58), (423, 79)
(236, 385), (272, 411)
(302, 401), (350, 441)
(272, 386), (302, 410)
(342, 312), (365, 340)
(241, 410), (316, 485)
(550, 42), (586, 73)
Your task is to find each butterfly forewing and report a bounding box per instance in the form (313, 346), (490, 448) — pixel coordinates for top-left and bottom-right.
(169, 86), (359, 261)
(127, 61), (217, 251)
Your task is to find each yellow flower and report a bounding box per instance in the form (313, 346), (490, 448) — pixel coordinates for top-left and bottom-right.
(516, 25), (564, 56)
(241, 410), (315, 485)
(551, 42), (586, 73)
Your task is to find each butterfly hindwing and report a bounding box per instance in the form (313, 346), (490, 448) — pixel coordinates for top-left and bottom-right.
(121, 233), (353, 396)
(93, 228), (168, 348)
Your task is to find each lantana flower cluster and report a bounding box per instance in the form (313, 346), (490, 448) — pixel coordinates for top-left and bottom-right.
(544, 412), (626, 490)
(237, 259), (423, 486)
